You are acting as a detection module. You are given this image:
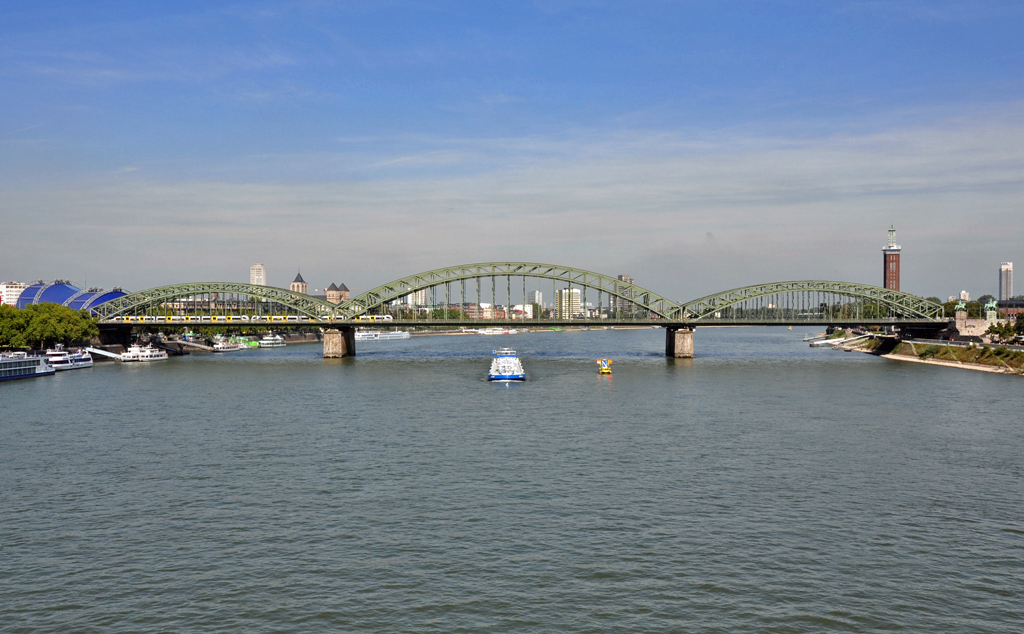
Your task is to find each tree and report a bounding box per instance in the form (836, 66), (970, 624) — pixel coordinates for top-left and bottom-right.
(986, 320), (1015, 342)
(0, 304), (99, 350)
(924, 297), (942, 305)
(0, 305), (29, 348)
(977, 294), (996, 305)
(942, 300), (982, 319)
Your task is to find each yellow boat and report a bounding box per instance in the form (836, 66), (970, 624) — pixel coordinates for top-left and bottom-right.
(597, 359), (612, 374)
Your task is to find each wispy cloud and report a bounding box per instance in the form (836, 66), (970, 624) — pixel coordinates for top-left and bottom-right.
(3, 123), (44, 136)
(3, 107), (1022, 296)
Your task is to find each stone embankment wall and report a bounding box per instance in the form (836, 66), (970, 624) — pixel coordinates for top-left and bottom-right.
(283, 332), (322, 344)
(954, 310), (1007, 339)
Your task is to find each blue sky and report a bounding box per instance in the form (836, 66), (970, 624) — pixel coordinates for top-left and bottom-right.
(2, 1), (1023, 299)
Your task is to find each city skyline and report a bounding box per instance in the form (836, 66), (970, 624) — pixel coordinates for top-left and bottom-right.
(2, 3), (1023, 299)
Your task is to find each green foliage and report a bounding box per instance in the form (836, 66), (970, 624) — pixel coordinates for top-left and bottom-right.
(430, 308), (465, 319)
(919, 344), (940, 358)
(986, 320), (1016, 342)
(976, 294), (996, 306)
(924, 297), (943, 305)
(942, 300), (982, 318)
(0, 304), (99, 350)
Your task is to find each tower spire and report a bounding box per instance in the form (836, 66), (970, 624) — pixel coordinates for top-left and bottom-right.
(882, 224), (901, 292)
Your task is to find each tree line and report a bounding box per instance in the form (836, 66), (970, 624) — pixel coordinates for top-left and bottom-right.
(0, 304), (99, 350)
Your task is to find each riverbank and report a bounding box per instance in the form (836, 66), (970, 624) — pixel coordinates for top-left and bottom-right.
(847, 338), (1024, 375)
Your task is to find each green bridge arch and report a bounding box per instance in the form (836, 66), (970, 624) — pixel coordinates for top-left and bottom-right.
(336, 262), (681, 319)
(91, 263), (945, 324)
(91, 282), (336, 319)
(682, 280), (943, 321)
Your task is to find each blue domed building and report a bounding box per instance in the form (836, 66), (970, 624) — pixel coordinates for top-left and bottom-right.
(17, 280), (127, 313)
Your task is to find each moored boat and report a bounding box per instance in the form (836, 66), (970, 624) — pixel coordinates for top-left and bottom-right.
(121, 344), (169, 362)
(487, 347), (525, 381)
(211, 337), (244, 352)
(45, 344), (94, 371)
(258, 334), (286, 348)
(0, 352), (55, 381)
(355, 330), (411, 342)
(480, 327), (518, 335)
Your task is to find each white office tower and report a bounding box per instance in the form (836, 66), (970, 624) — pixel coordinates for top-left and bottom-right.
(556, 287), (581, 319)
(528, 290), (542, 306)
(614, 274), (636, 313)
(1000, 262), (1013, 300)
(0, 281), (28, 306)
(959, 290), (970, 302)
(403, 288), (427, 306)
(250, 263), (267, 286)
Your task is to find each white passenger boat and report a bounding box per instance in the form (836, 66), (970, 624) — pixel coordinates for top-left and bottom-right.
(480, 327), (518, 335)
(487, 348), (525, 381)
(355, 330), (411, 342)
(45, 344), (94, 370)
(212, 339), (244, 352)
(258, 334), (286, 348)
(0, 352), (55, 381)
(121, 344), (169, 362)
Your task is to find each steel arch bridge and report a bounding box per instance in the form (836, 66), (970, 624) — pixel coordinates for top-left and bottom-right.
(92, 262), (945, 326)
(681, 280), (943, 322)
(336, 262), (682, 320)
(91, 282), (337, 321)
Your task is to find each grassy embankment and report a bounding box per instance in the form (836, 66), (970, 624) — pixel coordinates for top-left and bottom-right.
(888, 341), (1024, 373)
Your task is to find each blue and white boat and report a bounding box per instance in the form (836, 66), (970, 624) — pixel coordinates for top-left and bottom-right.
(0, 352), (55, 382)
(488, 348), (525, 381)
(45, 344), (94, 370)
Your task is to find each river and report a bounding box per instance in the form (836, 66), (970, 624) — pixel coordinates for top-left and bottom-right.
(2, 327), (1022, 632)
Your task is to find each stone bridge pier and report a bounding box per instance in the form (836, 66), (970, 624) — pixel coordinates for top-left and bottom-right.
(324, 327), (356, 358)
(665, 327), (694, 358)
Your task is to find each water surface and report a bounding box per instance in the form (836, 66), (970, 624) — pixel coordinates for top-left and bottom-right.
(2, 328), (1022, 632)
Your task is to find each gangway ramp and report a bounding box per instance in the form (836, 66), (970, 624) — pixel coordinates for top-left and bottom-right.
(809, 334), (871, 348)
(85, 347), (123, 361)
(176, 340), (213, 351)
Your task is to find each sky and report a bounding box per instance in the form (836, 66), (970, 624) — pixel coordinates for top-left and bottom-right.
(2, 0), (1023, 302)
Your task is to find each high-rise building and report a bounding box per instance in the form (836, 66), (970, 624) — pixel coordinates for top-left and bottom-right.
(290, 271), (308, 294)
(250, 263), (267, 286)
(556, 287), (581, 319)
(404, 288), (428, 306)
(613, 274), (636, 313)
(999, 262), (1013, 300)
(0, 281), (28, 306)
(528, 290), (543, 306)
(882, 225), (900, 291)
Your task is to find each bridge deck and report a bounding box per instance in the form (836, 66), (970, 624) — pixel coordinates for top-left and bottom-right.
(101, 319), (947, 328)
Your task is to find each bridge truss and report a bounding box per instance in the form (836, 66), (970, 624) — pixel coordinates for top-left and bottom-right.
(92, 263), (944, 328)
(682, 280), (943, 323)
(336, 262), (681, 320)
(91, 282), (336, 321)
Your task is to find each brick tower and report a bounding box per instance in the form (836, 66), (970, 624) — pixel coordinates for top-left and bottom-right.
(883, 225), (901, 291)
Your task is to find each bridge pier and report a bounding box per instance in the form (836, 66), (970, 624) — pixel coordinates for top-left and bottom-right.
(324, 327), (355, 358)
(665, 327), (694, 358)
